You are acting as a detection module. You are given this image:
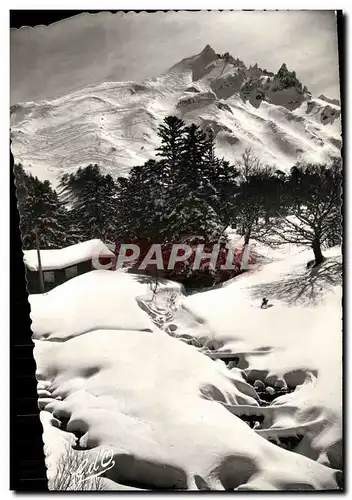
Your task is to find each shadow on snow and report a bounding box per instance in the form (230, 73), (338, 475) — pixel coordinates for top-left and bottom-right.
(248, 257), (342, 306)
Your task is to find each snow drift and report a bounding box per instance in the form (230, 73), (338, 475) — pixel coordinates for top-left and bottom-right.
(31, 241), (342, 490)
(183, 243), (342, 471)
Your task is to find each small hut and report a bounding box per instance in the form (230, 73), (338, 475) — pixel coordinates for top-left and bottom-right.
(23, 239), (116, 294)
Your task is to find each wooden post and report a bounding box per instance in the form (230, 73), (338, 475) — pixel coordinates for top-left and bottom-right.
(35, 229), (45, 294)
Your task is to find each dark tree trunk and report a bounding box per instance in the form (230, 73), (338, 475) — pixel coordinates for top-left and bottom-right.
(312, 239), (325, 266)
(35, 229), (45, 294)
(244, 231), (251, 245)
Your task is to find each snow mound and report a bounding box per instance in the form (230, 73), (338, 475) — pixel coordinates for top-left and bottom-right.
(30, 244), (342, 490)
(35, 328), (340, 490)
(30, 271), (183, 341)
(182, 245), (342, 469)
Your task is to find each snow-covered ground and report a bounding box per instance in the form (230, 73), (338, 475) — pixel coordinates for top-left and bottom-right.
(11, 45), (341, 188)
(183, 244), (342, 468)
(15, 43), (342, 490)
(31, 241), (342, 490)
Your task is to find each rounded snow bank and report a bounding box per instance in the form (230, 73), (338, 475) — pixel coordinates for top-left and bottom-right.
(183, 246), (342, 470)
(36, 327), (340, 490)
(29, 270), (183, 341)
(31, 259), (342, 490)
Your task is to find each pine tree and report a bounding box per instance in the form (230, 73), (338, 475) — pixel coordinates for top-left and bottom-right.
(14, 164), (70, 249)
(162, 123), (222, 242)
(118, 118), (231, 246)
(114, 117), (266, 283)
(59, 164), (118, 241)
(202, 129), (239, 228)
(214, 158), (239, 228)
(154, 116), (188, 240)
(156, 116), (187, 179)
(116, 160), (165, 243)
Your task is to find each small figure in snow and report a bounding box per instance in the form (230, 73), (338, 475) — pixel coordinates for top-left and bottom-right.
(261, 297), (269, 309)
(261, 297), (273, 309)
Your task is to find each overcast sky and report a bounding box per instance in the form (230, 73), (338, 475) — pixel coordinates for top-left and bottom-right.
(10, 10), (340, 105)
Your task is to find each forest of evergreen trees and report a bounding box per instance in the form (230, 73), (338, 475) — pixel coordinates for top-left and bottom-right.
(14, 115), (342, 286)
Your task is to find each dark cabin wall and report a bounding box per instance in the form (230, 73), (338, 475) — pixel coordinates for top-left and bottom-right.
(25, 255), (115, 294)
(25, 270), (42, 295)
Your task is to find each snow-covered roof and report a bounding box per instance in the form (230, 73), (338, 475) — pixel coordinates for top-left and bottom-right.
(23, 239), (115, 271)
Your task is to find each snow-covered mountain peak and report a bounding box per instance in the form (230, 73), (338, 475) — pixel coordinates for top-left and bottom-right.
(167, 44), (219, 82)
(200, 43), (217, 57)
(166, 48), (311, 112)
(10, 47), (341, 186)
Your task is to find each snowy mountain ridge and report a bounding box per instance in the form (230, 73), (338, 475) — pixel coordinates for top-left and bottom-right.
(10, 45), (341, 186)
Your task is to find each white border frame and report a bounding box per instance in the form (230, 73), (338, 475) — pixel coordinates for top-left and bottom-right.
(3, 3), (350, 498)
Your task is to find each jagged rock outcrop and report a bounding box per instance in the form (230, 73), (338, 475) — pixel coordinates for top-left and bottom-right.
(169, 44), (220, 82)
(172, 46), (311, 111)
(239, 63), (309, 111)
(319, 94), (340, 106)
(320, 105), (341, 125)
(240, 77), (266, 109)
(211, 70), (247, 100)
(305, 99), (341, 125)
(176, 91), (217, 114)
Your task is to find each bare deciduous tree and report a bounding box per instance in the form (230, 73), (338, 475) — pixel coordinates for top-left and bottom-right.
(268, 159), (342, 266)
(232, 149), (286, 267)
(48, 443), (106, 491)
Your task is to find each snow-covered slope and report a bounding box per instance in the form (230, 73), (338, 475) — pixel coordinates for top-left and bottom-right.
(32, 242), (342, 490)
(11, 45), (341, 187)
